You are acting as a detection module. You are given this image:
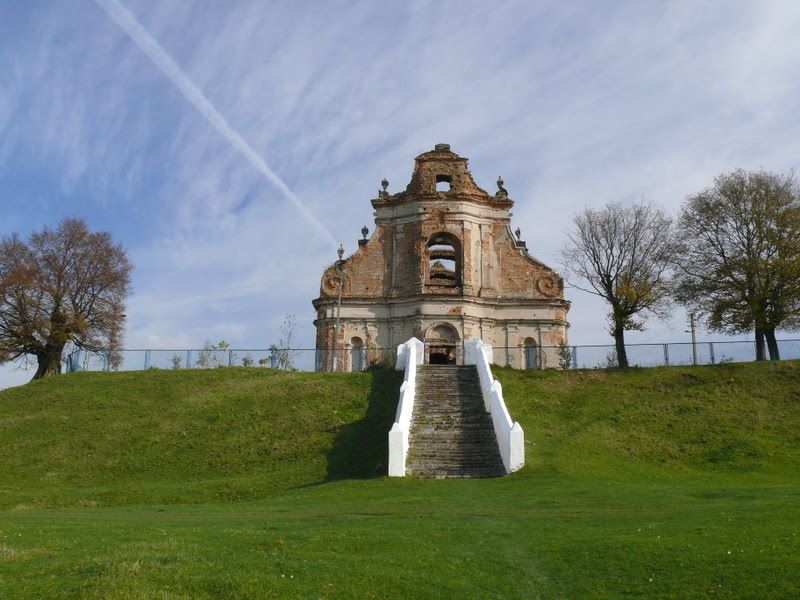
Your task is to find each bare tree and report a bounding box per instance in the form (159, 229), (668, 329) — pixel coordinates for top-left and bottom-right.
(675, 169), (800, 360)
(562, 202), (675, 368)
(277, 314), (298, 371)
(0, 218), (132, 380)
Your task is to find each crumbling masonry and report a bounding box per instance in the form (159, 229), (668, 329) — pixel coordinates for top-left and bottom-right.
(313, 144), (570, 370)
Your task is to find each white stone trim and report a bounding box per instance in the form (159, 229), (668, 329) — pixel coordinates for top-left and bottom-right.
(464, 337), (525, 473)
(388, 337), (424, 477)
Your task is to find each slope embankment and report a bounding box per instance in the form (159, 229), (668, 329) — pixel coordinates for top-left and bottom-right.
(0, 368), (401, 508)
(0, 361), (798, 509)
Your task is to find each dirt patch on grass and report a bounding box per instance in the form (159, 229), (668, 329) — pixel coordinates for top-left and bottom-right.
(679, 373), (702, 385)
(0, 543), (20, 560)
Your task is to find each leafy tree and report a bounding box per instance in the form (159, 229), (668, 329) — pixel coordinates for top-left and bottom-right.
(265, 344), (283, 369)
(562, 202), (675, 368)
(0, 218), (132, 380)
(195, 340), (215, 368)
(556, 341), (574, 370)
(675, 169), (800, 360)
(216, 340), (233, 367)
(195, 340), (231, 368)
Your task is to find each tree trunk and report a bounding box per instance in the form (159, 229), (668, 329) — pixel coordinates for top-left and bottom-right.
(754, 327), (766, 361)
(32, 344), (65, 380)
(613, 325), (629, 368)
(765, 328), (780, 360)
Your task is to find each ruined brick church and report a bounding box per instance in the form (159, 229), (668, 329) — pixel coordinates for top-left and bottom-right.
(313, 144), (570, 371)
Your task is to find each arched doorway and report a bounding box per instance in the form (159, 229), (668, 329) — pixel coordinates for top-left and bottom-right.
(524, 337), (541, 370)
(350, 337), (364, 372)
(425, 324), (459, 365)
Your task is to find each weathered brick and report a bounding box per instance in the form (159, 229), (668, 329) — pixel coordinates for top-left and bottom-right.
(313, 144), (570, 370)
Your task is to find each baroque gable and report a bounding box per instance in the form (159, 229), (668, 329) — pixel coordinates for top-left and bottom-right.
(313, 144), (570, 370)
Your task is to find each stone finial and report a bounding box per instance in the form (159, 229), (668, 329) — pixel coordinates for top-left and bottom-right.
(379, 178), (389, 197)
(496, 176), (508, 198)
(361, 225), (369, 240)
(515, 227), (521, 240)
(337, 243), (344, 261)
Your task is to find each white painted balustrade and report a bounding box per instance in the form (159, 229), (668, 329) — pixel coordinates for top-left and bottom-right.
(464, 337), (525, 473)
(388, 337), (424, 477)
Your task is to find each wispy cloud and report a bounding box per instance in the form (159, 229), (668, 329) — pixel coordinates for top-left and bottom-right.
(2, 0), (800, 385)
(94, 0), (338, 248)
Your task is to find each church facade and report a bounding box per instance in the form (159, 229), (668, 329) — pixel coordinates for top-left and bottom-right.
(313, 144), (570, 371)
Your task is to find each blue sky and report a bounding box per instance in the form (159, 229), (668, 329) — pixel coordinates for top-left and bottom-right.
(2, 0), (800, 387)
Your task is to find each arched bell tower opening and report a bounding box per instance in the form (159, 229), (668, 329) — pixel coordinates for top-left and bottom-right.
(426, 233), (461, 287)
(425, 323), (460, 365)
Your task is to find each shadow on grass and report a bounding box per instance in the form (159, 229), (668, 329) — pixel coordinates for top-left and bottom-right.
(324, 368), (403, 481)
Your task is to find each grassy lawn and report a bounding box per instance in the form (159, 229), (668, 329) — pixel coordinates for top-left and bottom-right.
(1, 362), (799, 598)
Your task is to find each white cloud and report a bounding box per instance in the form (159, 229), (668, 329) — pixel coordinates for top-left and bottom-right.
(2, 0), (800, 387)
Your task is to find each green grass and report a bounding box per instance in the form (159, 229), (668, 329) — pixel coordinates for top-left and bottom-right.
(1, 362), (799, 598)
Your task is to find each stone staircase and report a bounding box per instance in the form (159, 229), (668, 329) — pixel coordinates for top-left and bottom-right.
(406, 365), (506, 478)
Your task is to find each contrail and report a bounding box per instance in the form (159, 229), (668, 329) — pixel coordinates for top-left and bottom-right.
(94, 0), (338, 249)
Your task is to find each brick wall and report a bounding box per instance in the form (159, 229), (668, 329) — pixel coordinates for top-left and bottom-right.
(313, 144), (570, 371)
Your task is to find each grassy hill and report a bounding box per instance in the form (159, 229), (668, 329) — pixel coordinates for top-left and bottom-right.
(0, 367), (403, 509)
(1, 362), (799, 598)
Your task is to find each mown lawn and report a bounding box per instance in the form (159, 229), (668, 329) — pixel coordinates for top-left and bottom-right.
(1, 362), (799, 598)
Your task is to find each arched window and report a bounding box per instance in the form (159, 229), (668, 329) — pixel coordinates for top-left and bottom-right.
(426, 233), (461, 287)
(524, 337), (541, 370)
(350, 337), (364, 372)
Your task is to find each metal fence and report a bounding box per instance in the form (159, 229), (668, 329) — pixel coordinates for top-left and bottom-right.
(502, 338), (800, 370)
(66, 338), (800, 374)
(66, 348), (327, 373)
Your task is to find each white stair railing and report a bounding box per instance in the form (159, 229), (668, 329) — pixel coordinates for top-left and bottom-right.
(388, 337), (424, 477)
(464, 337), (525, 473)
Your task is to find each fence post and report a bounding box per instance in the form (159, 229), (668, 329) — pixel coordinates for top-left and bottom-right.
(144, 350), (150, 370)
(709, 342), (715, 365)
(572, 346), (578, 369)
(228, 350), (233, 367)
(69, 350), (80, 373)
(663, 344), (669, 366)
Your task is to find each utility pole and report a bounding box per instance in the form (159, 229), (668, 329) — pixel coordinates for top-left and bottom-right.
(332, 244), (345, 372)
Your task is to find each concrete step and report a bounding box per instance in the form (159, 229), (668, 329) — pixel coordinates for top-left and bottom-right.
(406, 466), (506, 478)
(409, 459), (501, 464)
(408, 441), (503, 452)
(411, 416), (490, 424)
(411, 420), (492, 428)
(410, 439), (499, 448)
(407, 452), (503, 461)
(410, 425), (497, 434)
(411, 423), (496, 432)
(409, 441), (500, 448)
